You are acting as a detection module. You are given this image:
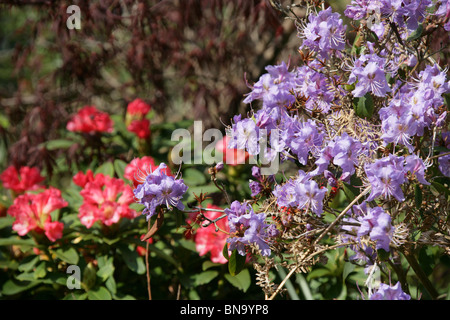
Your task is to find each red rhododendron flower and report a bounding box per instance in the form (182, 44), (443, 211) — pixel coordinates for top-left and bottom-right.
(215, 136), (250, 166)
(188, 204), (229, 264)
(76, 171), (138, 228)
(7, 187), (67, 242)
(66, 106), (113, 134)
(127, 119), (151, 139)
(127, 98), (151, 117)
(124, 156), (172, 187)
(0, 165), (45, 194)
(72, 169), (105, 188)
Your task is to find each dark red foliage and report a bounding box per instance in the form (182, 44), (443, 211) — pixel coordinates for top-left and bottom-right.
(0, 0), (300, 175)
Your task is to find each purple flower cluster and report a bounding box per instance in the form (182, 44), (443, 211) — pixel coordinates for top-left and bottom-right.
(283, 116), (324, 165)
(379, 64), (449, 151)
(298, 7), (346, 59)
(295, 63), (339, 114)
(435, 0), (450, 31)
(311, 132), (366, 177)
(133, 163), (188, 220)
(439, 154), (450, 177)
(228, 105), (328, 165)
(243, 61), (300, 111)
(249, 166), (275, 197)
(342, 202), (394, 264)
(369, 282), (411, 300)
(225, 201), (278, 256)
(348, 50), (392, 98)
(273, 170), (327, 216)
(227, 115), (260, 155)
(345, 0), (433, 38)
(357, 206), (393, 252)
(364, 154), (429, 202)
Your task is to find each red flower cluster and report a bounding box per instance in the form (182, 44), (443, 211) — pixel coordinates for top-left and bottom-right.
(124, 156), (172, 187)
(0, 165), (45, 194)
(7, 187), (67, 242)
(187, 204), (229, 264)
(66, 106), (113, 134)
(74, 170), (138, 228)
(126, 98), (151, 139)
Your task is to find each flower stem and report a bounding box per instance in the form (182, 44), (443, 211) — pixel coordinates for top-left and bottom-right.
(401, 245), (439, 299)
(145, 218), (152, 300)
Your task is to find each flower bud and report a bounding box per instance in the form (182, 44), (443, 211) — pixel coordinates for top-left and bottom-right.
(215, 162), (224, 172)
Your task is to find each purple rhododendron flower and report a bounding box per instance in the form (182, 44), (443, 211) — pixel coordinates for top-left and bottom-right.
(294, 179), (327, 217)
(284, 116), (324, 165)
(228, 117), (259, 155)
(369, 282), (411, 300)
(357, 206), (394, 252)
(381, 113), (418, 152)
(225, 200), (275, 256)
(243, 61), (300, 110)
(295, 65), (336, 114)
(379, 64), (449, 152)
(345, 0), (432, 36)
(404, 154), (430, 185)
(133, 163), (188, 220)
(365, 154), (407, 202)
(349, 57), (391, 97)
(310, 132), (365, 176)
(438, 153), (450, 177)
(299, 7), (346, 59)
(273, 170), (326, 216)
(332, 132), (364, 175)
(249, 180), (263, 197)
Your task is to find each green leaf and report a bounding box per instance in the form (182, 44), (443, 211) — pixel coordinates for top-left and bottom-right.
(0, 237), (36, 247)
(33, 262), (47, 279)
(18, 256), (40, 273)
(354, 93), (374, 119)
(1, 279), (39, 295)
(342, 182), (359, 203)
(192, 270), (219, 286)
(377, 248), (390, 261)
(42, 139), (76, 150)
(95, 161), (115, 177)
(415, 184), (423, 209)
(222, 243), (230, 261)
(97, 261), (115, 282)
(54, 247), (79, 265)
(228, 250), (246, 276)
(444, 93), (450, 111)
(0, 216), (14, 229)
(114, 159), (128, 180)
(15, 273), (37, 282)
(82, 262), (97, 290)
(418, 247), (435, 276)
(202, 260), (221, 271)
(113, 293), (136, 300)
(182, 168), (207, 186)
(0, 113), (10, 129)
(224, 268), (251, 292)
(307, 267), (331, 280)
(406, 24), (423, 42)
(117, 244), (146, 275)
(105, 276), (117, 295)
(88, 286), (112, 300)
(342, 262), (355, 282)
(430, 181), (450, 197)
(63, 292), (88, 300)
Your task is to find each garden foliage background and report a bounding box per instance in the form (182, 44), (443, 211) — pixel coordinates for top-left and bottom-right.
(0, 0), (449, 300)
